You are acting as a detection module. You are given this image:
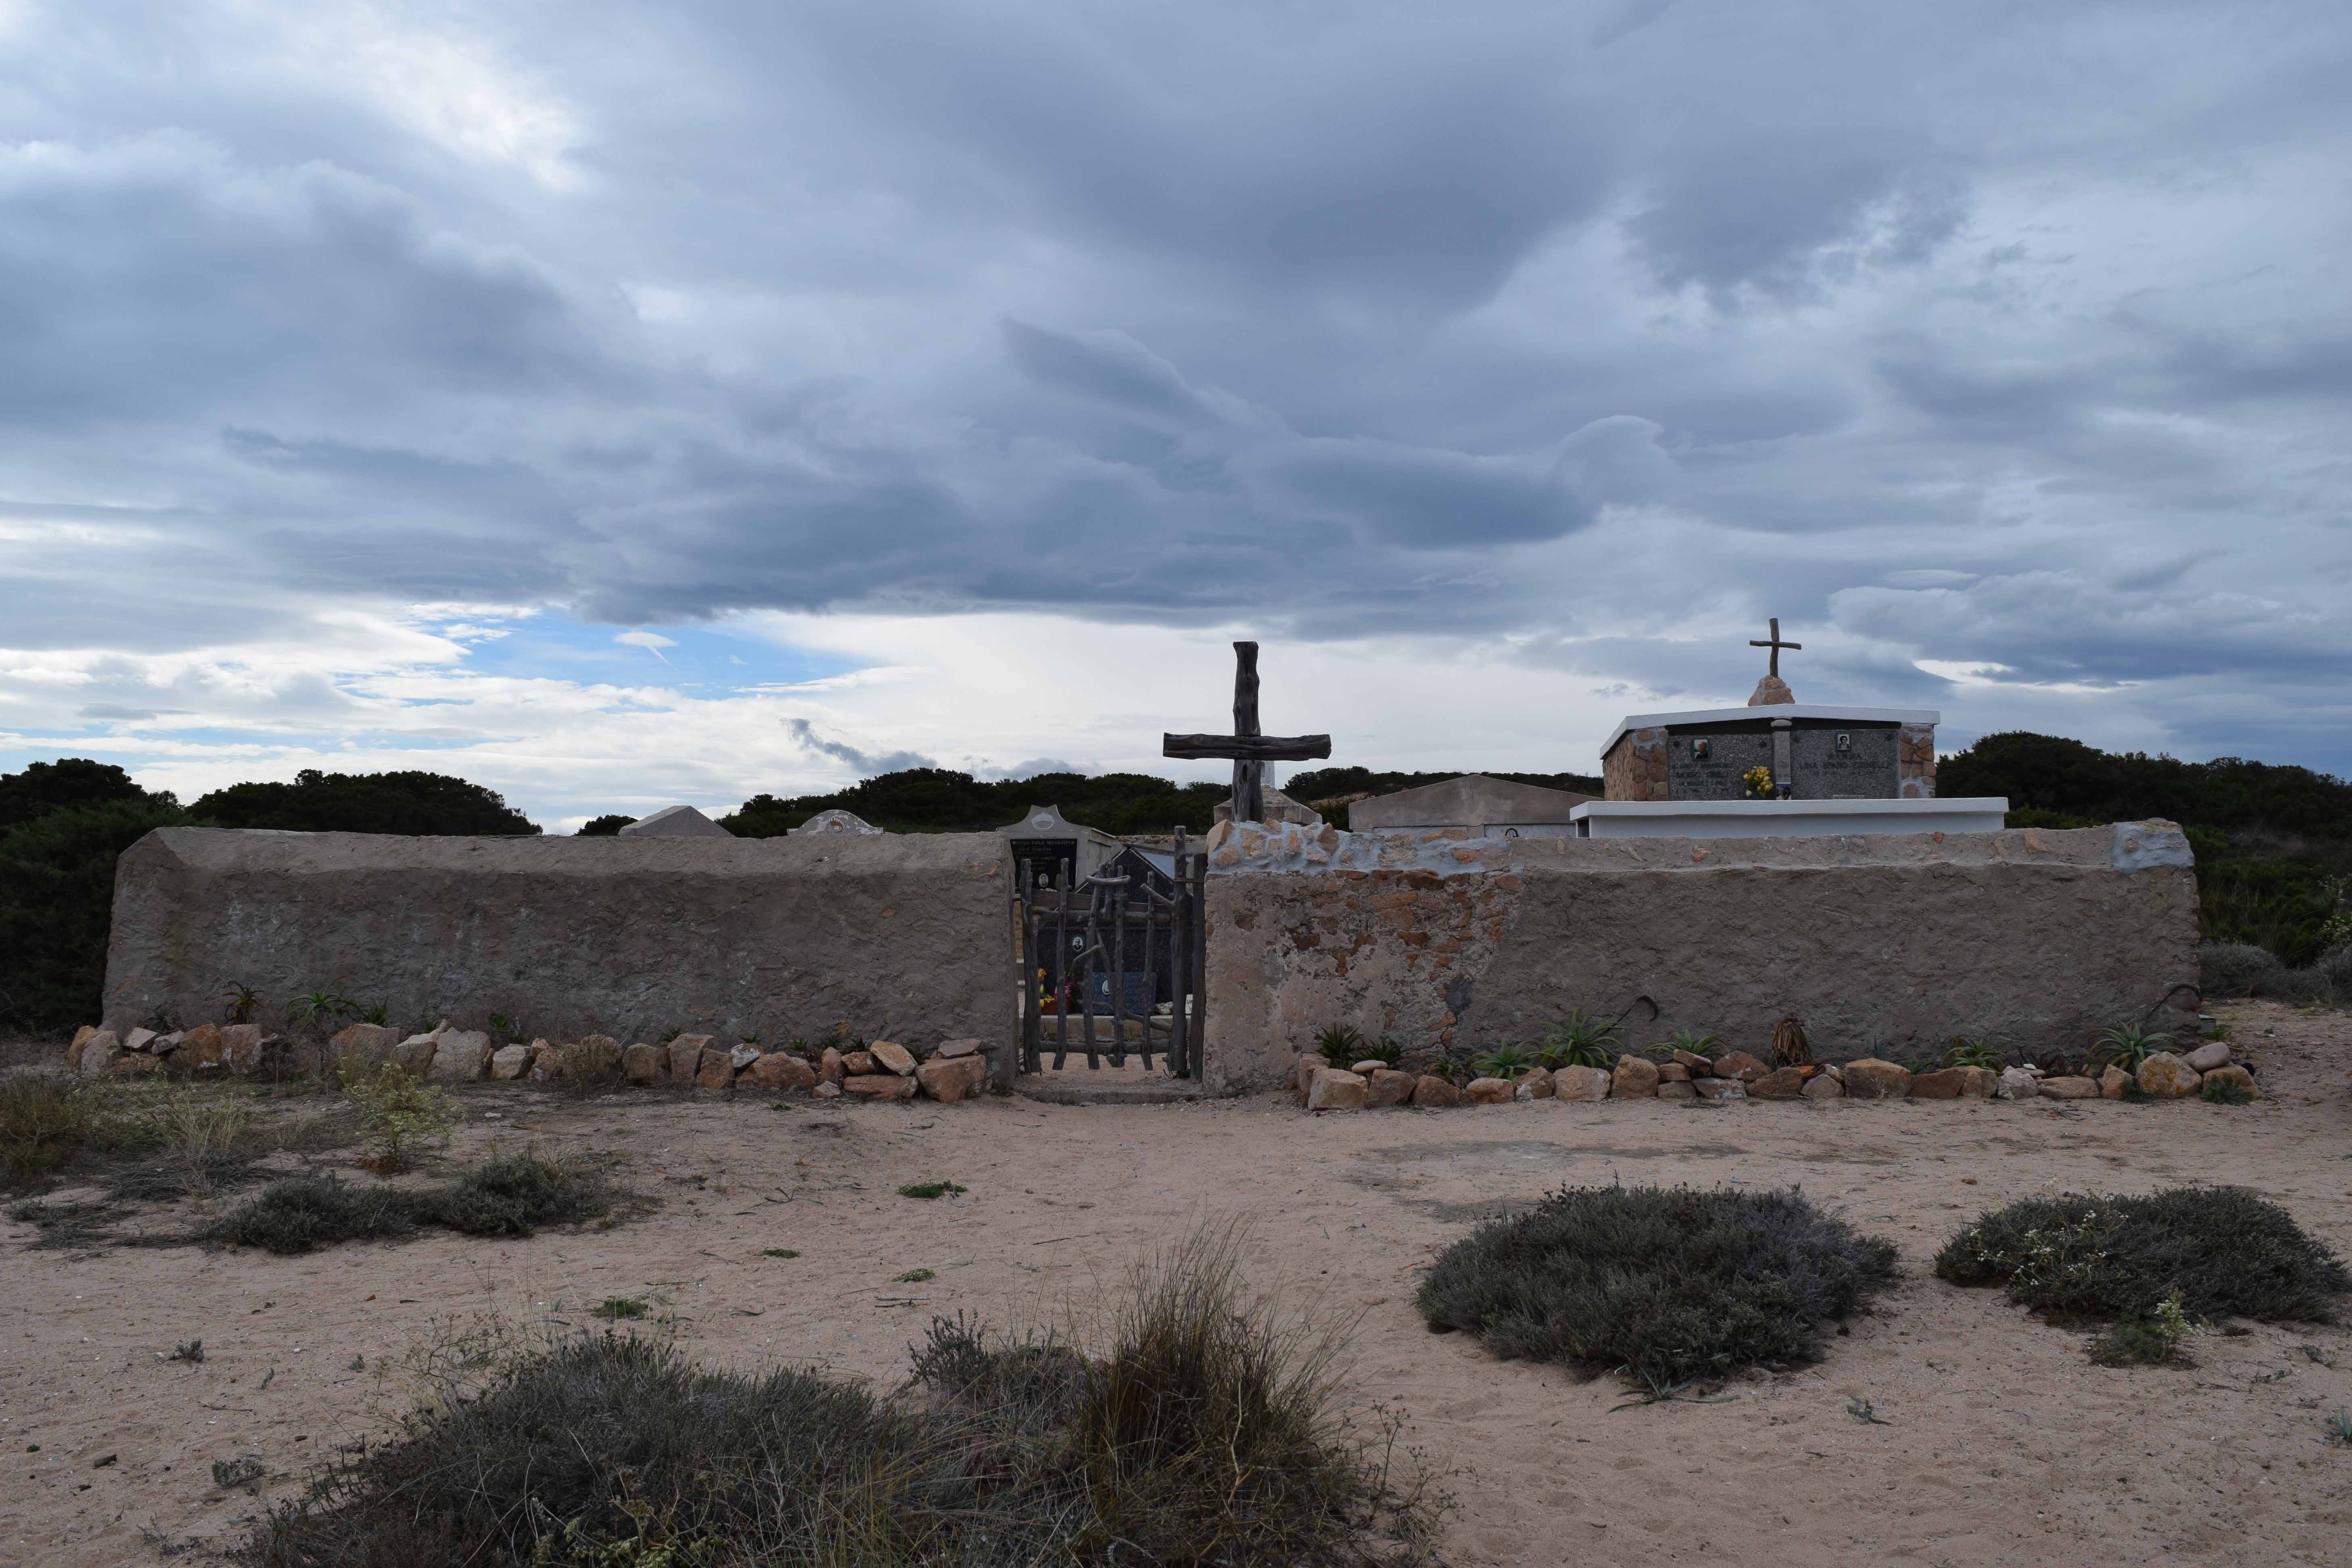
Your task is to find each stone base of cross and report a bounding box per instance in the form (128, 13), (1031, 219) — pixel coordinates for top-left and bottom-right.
(1162, 642), (1331, 825)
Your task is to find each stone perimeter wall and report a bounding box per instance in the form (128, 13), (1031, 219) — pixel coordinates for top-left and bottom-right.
(102, 828), (1011, 1054)
(1199, 818), (2200, 1094)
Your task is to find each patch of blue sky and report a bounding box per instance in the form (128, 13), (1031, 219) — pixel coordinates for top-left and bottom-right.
(424, 610), (859, 694)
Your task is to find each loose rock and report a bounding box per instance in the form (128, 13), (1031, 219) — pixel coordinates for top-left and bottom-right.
(623, 1043), (666, 1084)
(667, 1035), (713, 1083)
(2099, 1065), (2133, 1100)
(1749, 1066), (1807, 1101)
(1655, 1080), (1698, 1102)
(430, 1029), (494, 1081)
(1412, 1075), (1461, 1108)
(820, 1047), (846, 1086)
(1365, 1068), (1417, 1107)
(746, 1053), (819, 1091)
(176, 1023), (227, 1070)
(2184, 1040), (2232, 1073)
(1691, 1077), (1746, 1102)
(1712, 1050), (1770, 1082)
(1515, 1066), (1556, 1101)
(1996, 1066), (2041, 1102)
(1350, 1058), (1388, 1076)
(694, 1047), (736, 1090)
(916, 1053), (989, 1102)
(489, 1044), (532, 1080)
(1464, 1076), (1514, 1105)
(813, 1081), (843, 1100)
(1307, 1069), (1369, 1111)
(1551, 1065), (1612, 1102)
(2136, 1052), (2202, 1098)
(2201, 1064), (2255, 1097)
(1800, 1072), (1844, 1101)
(730, 1043), (762, 1071)
(841, 1050), (878, 1077)
(122, 1027), (159, 1054)
(933, 1038), (982, 1060)
(1670, 1048), (1712, 1073)
(1841, 1059), (1912, 1100)
(2038, 1075), (2101, 1100)
(1656, 1061), (1692, 1083)
(869, 1041), (916, 1076)
(843, 1073), (917, 1100)
(1909, 1068), (1969, 1100)
(1611, 1056), (1660, 1098)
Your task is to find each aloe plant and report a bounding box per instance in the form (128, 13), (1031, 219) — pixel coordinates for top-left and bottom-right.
(1314, 1024), (1366, 1067)
(2090, 1024), (2176, 1073)
(1472, 1042), (1535, 1081)
(1359, 1037), (1404, 1068)
(1536, 1013), (1621, 1070)
(1943, 1037), (2005, 1070)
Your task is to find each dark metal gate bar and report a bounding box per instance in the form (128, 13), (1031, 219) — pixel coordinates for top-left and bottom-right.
(1014, 827), (1207, 1079)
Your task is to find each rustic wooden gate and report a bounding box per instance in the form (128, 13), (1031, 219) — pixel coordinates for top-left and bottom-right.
(1014, 828), (1207, 1078)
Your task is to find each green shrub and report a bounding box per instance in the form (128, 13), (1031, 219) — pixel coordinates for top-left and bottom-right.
(0, 1075), (117, 1189)
(208, 1177), (421, 1254)
(209, 1155), (615, 1256)
(1936, 1187), (2349, 1327)
(1415, 1185), (1898, 1385)
(588, 1298), (648, 1321)
(344, 1066), (459, 1171)
(412, 1154), (610, 1237)
(2093, 1290), (2204, 1366)
(240, 1229), (1436, 1567)
(2201, 1075), (2254, 1106)
(1943, 1038), (2007, 1070)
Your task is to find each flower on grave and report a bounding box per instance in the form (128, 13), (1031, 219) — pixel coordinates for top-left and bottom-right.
(1743, 765), (1775, 799)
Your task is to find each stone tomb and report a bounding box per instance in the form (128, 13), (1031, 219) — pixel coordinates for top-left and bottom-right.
(1601, 705), (1938, 803)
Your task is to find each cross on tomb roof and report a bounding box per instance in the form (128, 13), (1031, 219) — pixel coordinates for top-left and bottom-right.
(1161, 641), (1331, 826)
(1749, 616), (1802, 679)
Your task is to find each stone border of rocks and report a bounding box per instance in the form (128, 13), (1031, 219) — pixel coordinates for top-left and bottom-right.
(1292, 1040), (2252, 1110)
(62, 1022), (996, 1104)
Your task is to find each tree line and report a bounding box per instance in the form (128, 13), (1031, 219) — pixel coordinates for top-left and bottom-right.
(6, 733), (2349, 1033)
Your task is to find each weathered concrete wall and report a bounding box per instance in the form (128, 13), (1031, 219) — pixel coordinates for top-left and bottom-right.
(1201, 820), (2201, 1092)
(103, 828), (1012, 1051)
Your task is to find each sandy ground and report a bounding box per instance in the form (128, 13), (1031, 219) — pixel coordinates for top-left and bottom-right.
(6, 1001), (2352, 1568)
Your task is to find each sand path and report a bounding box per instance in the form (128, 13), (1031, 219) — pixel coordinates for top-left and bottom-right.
(5, 1000), (2350, 1566)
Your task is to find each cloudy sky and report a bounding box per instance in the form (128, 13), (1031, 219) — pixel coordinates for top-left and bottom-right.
(3, 1), (2346, 828)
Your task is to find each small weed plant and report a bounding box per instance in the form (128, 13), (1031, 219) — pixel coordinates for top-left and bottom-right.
(1415, 1185), (1898, 1386)
(1, 1075), (115, 1189)
(344, 1065), (459, 1171)
(288, 991), (356, 1033)
(589, 1298), (648, 1321)
(1938, 1188), (2348, 1359)
(2201, 1075), (2254, 1106)
(898, 1180), (967, 1200)
(1357, 1037), (1404, 1068)
(213, 1455), (263, 1489)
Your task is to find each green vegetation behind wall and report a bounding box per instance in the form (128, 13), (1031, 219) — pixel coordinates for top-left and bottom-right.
(1941, 731), (2352, 965)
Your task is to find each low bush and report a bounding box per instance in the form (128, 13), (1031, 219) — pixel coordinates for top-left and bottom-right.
(344, 1065), (459, 1171)
(208, 1154), (614, 1255)
(240, 1227), (1437, 1567)
(0, 1075), (116, 1189)
(1415, 1185), (1898, 1386)
(1936, 1187), (2349, 1330)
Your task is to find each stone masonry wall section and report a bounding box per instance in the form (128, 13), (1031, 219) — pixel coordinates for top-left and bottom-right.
(103, 828), (1012, 1051)
(1601, 726), (1670, 802)
(1899, 723), (1938, 798)
(1200, 819), (2199, 1093)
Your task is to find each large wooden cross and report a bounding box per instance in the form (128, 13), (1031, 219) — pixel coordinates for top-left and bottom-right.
(1162, 641), (1331, 826)
(1749, 616), (1802, 679)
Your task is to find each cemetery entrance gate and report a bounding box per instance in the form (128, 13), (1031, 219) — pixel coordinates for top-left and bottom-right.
(1013, 828), (1208, 1078)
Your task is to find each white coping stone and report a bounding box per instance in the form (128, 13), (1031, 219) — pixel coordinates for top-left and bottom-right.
(1599, 703), (1940, 759)
(1568, 797), (2008, 840)
(619, 804), (733, 838)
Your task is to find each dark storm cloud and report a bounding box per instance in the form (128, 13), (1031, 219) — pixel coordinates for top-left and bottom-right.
(4, 0), (2352, 765)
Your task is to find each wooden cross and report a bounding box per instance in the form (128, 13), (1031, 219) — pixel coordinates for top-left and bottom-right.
(1162, 641), (1331, 825)
(1749, 616), (1802, 679)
